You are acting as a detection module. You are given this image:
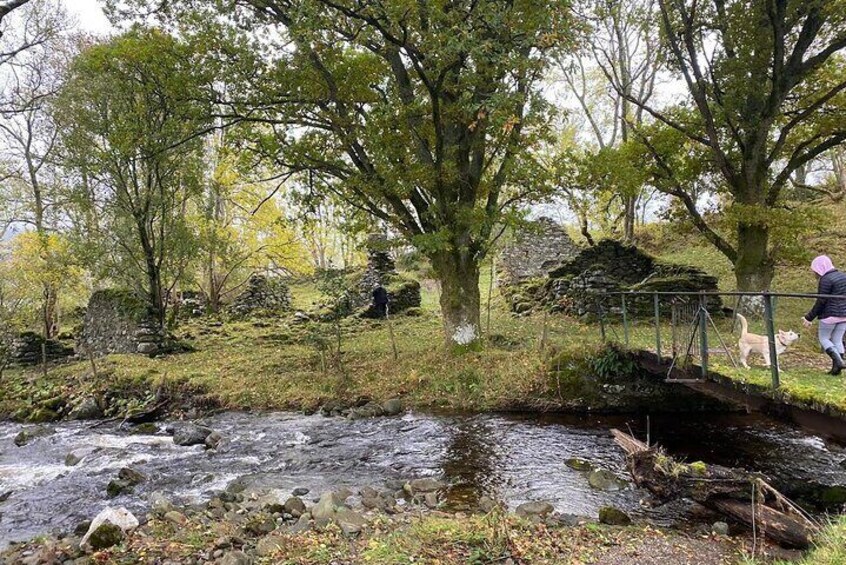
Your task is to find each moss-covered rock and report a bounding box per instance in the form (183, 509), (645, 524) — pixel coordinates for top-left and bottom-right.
(87, 522), (124, 550)
(598, 506), (631, 526)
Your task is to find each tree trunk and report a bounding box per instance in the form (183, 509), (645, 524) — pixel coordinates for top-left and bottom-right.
(137, 220), (165, 328)
(735, 221), (774, 291)
(623, 195), (636, 244)
(432, 250), (481, 349)
(42, 283), (58, 339)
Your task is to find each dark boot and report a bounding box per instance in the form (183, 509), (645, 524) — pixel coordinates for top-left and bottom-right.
(825, 348), (844, 375)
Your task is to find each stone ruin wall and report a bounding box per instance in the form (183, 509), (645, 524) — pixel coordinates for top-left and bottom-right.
(76, 289), (164, 356)
(498, 218), (580, 286)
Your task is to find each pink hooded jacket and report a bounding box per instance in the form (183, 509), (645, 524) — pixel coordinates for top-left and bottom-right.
(811, 255), (835, 277)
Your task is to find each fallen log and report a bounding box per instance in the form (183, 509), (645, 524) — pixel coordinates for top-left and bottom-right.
(611, 428), (817, 549)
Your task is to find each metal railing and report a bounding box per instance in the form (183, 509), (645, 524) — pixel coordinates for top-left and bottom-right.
(595, 290), (846, 390)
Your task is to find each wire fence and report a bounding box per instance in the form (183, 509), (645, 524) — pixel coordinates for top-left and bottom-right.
(593, 291), (844, 390)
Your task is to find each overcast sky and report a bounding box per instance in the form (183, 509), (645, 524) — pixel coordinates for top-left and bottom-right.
(65, 0), (112, 33)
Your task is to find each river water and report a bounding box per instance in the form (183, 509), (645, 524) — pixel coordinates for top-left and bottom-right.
(1, 410), (845, 548)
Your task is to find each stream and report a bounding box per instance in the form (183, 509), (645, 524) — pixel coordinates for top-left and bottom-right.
(1, 410), (845, 548)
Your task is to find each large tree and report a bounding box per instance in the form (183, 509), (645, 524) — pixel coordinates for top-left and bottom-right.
(56, 29), (213, 328)
(625, 0), (846, 291)
(111, 0), (574, 347)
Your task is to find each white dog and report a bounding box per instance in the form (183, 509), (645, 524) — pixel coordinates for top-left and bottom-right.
(737, 314), (800, 370)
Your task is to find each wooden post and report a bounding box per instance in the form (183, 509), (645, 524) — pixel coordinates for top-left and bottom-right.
(87, 347), (99, 380)
(597, 299), (607, 342)
(387, 305), (398, 361)
(653, 293), (662, 358)
(622, 295), (629, 347)
(41, 342), (47, 380)
(699, 293), (709, 377)
(486, 256), (494, 336)
(763, 293), (780, 389)
(539, 309), (549, 352)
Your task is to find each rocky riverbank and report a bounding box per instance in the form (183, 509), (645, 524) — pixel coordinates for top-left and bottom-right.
(2, 479), (753, 565)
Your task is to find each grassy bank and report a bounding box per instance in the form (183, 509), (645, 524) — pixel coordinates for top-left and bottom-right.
(4, 227), (846, 421)
(0, 272), (605, 419)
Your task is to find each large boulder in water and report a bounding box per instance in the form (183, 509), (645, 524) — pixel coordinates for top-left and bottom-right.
(14, 425), (54, 447)
(171, 422), (214, 446)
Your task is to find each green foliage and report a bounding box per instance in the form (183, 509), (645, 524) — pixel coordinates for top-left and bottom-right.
(0, 232), (87, 332)
(56, 28), (213, 324)
(590, 347), (637, 380)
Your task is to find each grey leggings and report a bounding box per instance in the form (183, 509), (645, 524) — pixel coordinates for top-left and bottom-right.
(819, 322), (846, 353)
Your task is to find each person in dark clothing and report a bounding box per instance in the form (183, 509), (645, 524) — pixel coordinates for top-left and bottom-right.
(372, 283), (389, 319)
(802, 255), (846, 375)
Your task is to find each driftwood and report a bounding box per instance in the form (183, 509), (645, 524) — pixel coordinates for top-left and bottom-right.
(611, 429), (818, 549)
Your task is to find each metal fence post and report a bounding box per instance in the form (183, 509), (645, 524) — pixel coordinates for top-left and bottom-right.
(762, 292), (780, 389)
(653, 293), (662, 358)
(699, 292), (709, 377)
(622, 294), (629, 347)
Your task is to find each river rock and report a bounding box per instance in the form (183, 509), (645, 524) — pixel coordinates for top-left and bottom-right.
(86, 523), (124, 551)
(65, 452), (82, 466)
(283, 497), (306, 517)
(292, 487), (309, 497)
(711, 521), (730, 536)
(129, 422), (158, 435)
(107, 479), (133, 498)
(80, 507), (139, 548)
(334, 487), (353, 503)
(69, 397), (103, 420)
(598, 506), (631, 526)
(347, 402), (384, 420)
(361, 496), (385, 511)
(587, 469), (626, 492)
(171, 423), (213, 446)
(118, 467), (146, 485)
(478, 496), (498, 513)
(423, 492), (439, 509)
(381, 398), (403, 416)
(220, 550), (251, 565)
(289, 513), (311, 534)
(149, 491), (175, 516)
(14, 425), (54, 447)
(359, 486), (378, 499)
(311, 492), (339, 521)
(405, 478), (444, 494)
(244, 514), (276, 535)
(164, 510), (188, 525)
(205, 431), (224, 450)
(515, 501), (554, 518)
(256, 535), (285, 557)
(335, 508), (367, 536)
(565, 457), (594, 472)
